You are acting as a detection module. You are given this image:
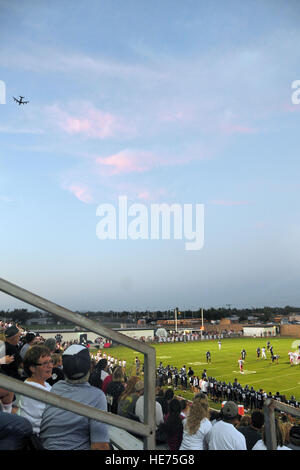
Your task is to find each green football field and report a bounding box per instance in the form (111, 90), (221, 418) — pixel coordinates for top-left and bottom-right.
(94, 336), (300, 401)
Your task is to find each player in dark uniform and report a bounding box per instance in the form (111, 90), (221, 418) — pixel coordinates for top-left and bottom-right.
(250, 386), (257, 410)
(241, 349), (247, 361)
(271, 354), (279, 364)
(256, 347), (261, 360)
(206, 351), (211, 363)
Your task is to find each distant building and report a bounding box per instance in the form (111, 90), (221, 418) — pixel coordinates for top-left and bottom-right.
(289, 314), (300, 323)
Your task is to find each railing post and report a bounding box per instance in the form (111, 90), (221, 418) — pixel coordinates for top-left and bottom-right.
(263, 399), (277, 450)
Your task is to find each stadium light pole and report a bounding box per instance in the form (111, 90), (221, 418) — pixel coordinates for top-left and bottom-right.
(174, 307), (178, 332)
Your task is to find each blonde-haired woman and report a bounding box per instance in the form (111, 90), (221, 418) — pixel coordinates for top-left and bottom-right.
(179, 392), (212, 450)
(117, 375), (140, 418)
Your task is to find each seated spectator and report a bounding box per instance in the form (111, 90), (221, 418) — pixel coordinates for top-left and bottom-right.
(44, 338), (57, 354)
(106, 366), (125, 414)
(180, 392), (212, 450)
(237, 410), (264, 450)
(0, 403), (33, 450)
(17, 345), (53, 434)
(208, 401), (247, 450)
(252, 419), (291, 450)
(164, 398), (184, 450)
(287, 425), (300, 450)
(0, 349), (15, 414)
(1, 325), (23, 380)
(20, 332), (38, 361)
(0, 386), (15, 414)
(46, 353), (64, 386)
(117, 375), (140, 419)
(40, 344), (110, 450)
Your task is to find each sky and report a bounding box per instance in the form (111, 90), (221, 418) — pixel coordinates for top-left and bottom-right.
(0, 0), (300, 312)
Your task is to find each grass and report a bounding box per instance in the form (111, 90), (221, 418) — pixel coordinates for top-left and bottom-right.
(92, 336), (300, 402)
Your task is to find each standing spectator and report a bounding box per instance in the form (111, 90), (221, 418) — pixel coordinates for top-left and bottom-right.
(208, 401), (247, 450)
(117, 376), (140, 419)
(179, 393), (212, 450)
(40, 344), (110, 450)
(135, 381), (164, 431)
(252, 420), (291, 450)
(180, 400), (189, 420)
(89, 358), (109, 391)
(237, 410), (264, 450)
(164, 398), (184, 450)
(106, 366), (125, 414)
(17, 345), (53, 434)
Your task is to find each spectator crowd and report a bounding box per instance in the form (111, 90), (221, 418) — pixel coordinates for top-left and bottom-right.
(1, 321), (300, 451)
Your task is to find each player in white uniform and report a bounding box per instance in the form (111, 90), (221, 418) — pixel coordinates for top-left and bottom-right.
(238, 357), (244, 374)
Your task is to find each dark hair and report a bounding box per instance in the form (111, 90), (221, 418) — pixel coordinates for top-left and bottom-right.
(180, 400), (187, 411)
(89, 370), (103, 389)
(165, 399), (183, 439)
(251, 411), (264, 429)
(165, 388), (174, 401)
(95, 358), (107, 371)
(23, 345), (51, 377)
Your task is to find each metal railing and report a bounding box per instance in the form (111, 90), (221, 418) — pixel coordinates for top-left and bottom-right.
(0, 277), (157, 450)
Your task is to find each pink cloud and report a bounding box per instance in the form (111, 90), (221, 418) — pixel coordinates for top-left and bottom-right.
(95, 149), (159, 175)
(47, 103), (135, 140)
(66, 184), (93, 203)
(211, 200), (250, 206)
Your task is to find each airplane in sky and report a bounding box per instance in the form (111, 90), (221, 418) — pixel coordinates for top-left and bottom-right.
(13, 96), (29, 105)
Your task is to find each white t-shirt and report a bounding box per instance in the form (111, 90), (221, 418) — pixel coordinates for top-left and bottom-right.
(135, 396), (164, 429)
(252, 439), (291, 451)
(18, 380), (52, 434)
(208, 420), (247, 450)
(180, 417), (212, 450)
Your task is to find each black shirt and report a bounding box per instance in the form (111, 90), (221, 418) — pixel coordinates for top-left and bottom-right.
(0, 342), (23, 380)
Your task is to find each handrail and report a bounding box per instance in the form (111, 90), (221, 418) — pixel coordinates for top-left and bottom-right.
(0, 277), (156, 450)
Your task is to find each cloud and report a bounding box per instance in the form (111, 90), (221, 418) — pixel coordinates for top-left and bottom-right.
(46, 102), (135, 140)
(95, 149), (161, 175)
(64, 184), (93, 204)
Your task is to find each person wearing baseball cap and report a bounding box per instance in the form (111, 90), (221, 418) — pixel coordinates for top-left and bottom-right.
(1, 325), (22, 381)
(40, 344), (110, 450)
(208, 401), (247, 450)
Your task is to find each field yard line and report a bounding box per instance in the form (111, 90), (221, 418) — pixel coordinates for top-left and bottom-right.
(240, 370), (300, 386)
(281, 386), (299, 393)
(212, 370), (299, 385)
